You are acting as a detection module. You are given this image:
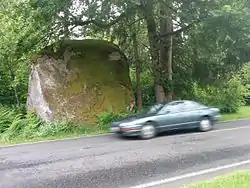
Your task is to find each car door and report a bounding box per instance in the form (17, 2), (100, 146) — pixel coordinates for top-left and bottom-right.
(177, 101), (207, 129)
(167, 103), (195, 130)
(156, 102), (190, 131)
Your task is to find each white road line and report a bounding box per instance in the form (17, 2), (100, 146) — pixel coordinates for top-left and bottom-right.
(131, 159), (250, 188)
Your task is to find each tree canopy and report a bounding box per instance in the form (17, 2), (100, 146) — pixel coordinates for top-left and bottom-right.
(0, 0), (250, 111)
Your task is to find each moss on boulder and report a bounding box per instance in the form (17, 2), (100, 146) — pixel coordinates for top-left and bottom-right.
(27, 39), (134, 124)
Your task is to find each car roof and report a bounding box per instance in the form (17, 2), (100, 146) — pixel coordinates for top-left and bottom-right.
(157, 100), (196, 105)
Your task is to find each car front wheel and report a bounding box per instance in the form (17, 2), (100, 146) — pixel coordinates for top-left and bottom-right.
(140, 123), (156, 139)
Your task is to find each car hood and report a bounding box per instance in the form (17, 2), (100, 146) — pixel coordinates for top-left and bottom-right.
(111, 113), (151, 126)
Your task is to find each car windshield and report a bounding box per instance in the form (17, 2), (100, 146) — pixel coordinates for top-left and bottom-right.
(147, 103), (164, 114)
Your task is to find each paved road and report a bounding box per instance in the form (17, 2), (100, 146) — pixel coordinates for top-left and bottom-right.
(1, 119), (250, 188)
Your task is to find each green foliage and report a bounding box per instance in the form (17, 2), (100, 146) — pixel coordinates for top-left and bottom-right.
(241, 62), (250, 91)
(34, 121), (74, 138)
(0, 106), (20, 134)
(239, 62), (250, 104)
(96, 109), (130, 127)
(193, 76), (247, 113)
(0, 106), (111, 143)
(0, 0), (71, 105)
(130, 69), (155, 106)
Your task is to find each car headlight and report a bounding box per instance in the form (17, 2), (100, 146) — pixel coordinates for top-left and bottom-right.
(119, 123), (127, 127)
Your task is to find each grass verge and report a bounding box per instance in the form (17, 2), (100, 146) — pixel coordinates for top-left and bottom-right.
(0, 127), (110, 146)
(0, 106), (250, 146)
(221, 106), (250, 121)
(186, 171), (250, 188)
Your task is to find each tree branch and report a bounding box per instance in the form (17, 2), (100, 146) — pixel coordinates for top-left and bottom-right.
(70, 4), (141, 29)
(127, 17), (144, 27)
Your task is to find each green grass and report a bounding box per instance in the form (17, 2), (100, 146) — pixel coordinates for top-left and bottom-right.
(221, 106), (250, 121)
(186, 171), (250, 188)
(0, 127), (110, 146)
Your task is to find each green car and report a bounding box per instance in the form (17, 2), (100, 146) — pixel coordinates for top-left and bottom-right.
(110, 100), (221, 139)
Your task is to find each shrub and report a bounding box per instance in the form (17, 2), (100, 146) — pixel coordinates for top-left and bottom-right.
(35, 121), (75, 137)
(0, 106), (81, 142)
(96, 108), (130, 127)
(193, 76), (247, 113)
(0, 105), (132, 143)
(0, 107), (43, 141)
(19, 112), (43, 139)
(0, 105), (21, 134)
(240, 62), (250, 105)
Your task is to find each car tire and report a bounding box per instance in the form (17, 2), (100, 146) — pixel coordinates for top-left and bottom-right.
(140, 123), (156, 140)
(199, 117), (213, 132)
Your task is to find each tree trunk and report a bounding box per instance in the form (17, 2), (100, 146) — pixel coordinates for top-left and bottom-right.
(140, 0), (166, 103)
(160, 0), (173, 100)
(131, 31), (143, 109)
(166, 24), (173, 100)
(63, 13), (70, 38)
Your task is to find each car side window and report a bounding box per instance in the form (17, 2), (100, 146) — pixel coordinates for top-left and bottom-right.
(158, 102), (185, 114)
(158, 105), (172, 114)
(184, 101), (205, 111)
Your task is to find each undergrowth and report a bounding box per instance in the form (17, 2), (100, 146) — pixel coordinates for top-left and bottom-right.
(0, 105), (120, 143)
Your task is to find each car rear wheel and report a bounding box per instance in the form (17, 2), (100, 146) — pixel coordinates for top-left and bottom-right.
(199, 117), (212, 132)
(140, 123), (156, 139)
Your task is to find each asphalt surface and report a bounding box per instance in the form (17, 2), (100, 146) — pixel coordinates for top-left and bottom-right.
(1, 119), (250, 188)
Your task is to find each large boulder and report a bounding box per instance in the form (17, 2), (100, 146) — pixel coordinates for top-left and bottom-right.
(27, 39), (134, 124)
